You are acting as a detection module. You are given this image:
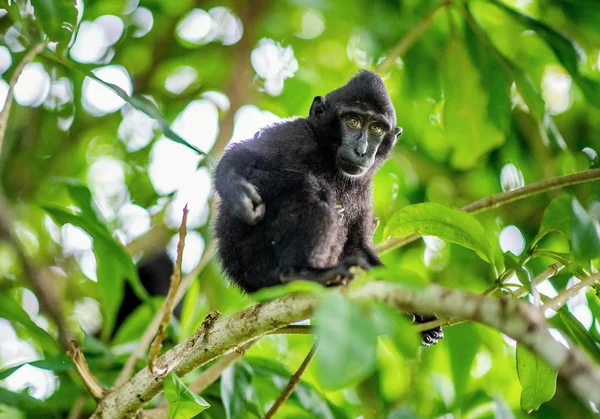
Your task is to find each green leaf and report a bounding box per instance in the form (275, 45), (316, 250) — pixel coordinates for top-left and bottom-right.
(220, 362), (256, 419)
(462, 6), (564, 147)
(571, 198), (600, 261)
(503, 252), (532, 293)
(383, 202), (494, 264)
(113, 298), (163, 346)
(443, 38), (505, 169)
(0, 292), (60, 356)
(247, 357), (344, 419)
(41, 51), (208, 156)
(315, 293), (378, 389)
(516, 343), (557, 411)
(31, 0), (77, 53)
(533, 195), (573, 246)
(446, 323), (479, 403)
(490, 0), (600, 107)
(250, 280), (327, 302)
(0, 357), (72, 380)
(370, 303), (421, 359)
(464, 20), (512, 130)
(550, 307), (600, 363)
(41, 180), (149, 339)
(164, 372), (210, 419)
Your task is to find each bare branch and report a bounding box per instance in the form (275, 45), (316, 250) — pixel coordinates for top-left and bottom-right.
(544, 273), (600, 313)
(148, 205), (188, 376)
(264, 343), (318, 419)
(377, 168), (600, 254)
(93, 283), (600, 417)
(67, 340), (105, 400)
(416, 262), (566, 332)
(376, 0), (451, 74)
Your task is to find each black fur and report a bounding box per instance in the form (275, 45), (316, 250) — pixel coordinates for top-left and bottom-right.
(213, 71), (443, 345)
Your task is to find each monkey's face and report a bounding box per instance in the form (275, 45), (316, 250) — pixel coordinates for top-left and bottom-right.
(335, 106), (397, 177)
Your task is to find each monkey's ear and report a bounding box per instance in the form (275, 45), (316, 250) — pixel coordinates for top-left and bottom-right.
(310, 96), (327, 117)
(395, 127), (403, 139)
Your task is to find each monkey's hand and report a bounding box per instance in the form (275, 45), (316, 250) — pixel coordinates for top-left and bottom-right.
(408, 313), (444, 347)
(225, 179), (265, 225)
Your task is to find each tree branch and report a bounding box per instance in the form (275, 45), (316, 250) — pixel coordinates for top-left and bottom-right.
(93, 282), (600, 417)
(377, 168), (600, 254)
(544, 273), (600, 313)
(148, 205), (188, 376)
(375, 0), (451, 74)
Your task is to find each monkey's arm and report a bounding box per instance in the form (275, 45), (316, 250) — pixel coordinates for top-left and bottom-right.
(215, 145), (266, 225)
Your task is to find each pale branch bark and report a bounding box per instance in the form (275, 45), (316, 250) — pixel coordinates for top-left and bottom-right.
(377, 168), (600, 254)
(415, 262), (566, 332)
(93, 283), (600, 417)
(544, 273), (600, 313)
(67, 340), (105, 400)
(114, 242), (216, 386)
(148, 206), (189, 376)
(0, 42), (45, 151)
(376, 0), (451, 74)
(264, 343), (318, 419)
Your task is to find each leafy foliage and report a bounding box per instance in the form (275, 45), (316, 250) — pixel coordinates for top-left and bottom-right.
(1, 0), (599, 417)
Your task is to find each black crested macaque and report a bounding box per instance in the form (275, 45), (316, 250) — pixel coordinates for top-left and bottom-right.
(214, 71), (443, 346)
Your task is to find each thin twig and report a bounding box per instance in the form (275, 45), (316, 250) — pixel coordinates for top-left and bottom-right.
(264, 343), (318, 419)
(0, 42), (45, 150)
(67, 340), (105, 400)
(376, 0), (451, 74)
(544, 273), (600, 313)
(377, 168), (600, 254)
(115, 241), (216, 386)
(148, 205), (189, 376)
(190, 341), (254, 393)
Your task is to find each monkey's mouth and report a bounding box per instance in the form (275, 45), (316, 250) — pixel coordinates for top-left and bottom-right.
(337, 157), (369, 176)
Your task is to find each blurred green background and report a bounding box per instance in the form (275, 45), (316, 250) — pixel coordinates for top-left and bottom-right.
(1, 0), (599, 417)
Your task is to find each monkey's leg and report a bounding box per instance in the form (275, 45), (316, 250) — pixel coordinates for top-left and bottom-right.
(271, 178), (365, 286)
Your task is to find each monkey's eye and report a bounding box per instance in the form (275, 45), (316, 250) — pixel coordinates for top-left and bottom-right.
(369, 124), (384, 135)
(346, 116), (361, 129)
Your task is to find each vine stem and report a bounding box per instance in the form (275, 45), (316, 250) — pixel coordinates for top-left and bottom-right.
(377, 168), (600, 254)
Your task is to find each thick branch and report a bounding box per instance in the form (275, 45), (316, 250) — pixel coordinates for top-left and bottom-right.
(93, 283), (600, 417)
(377, 168), (600, 254)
